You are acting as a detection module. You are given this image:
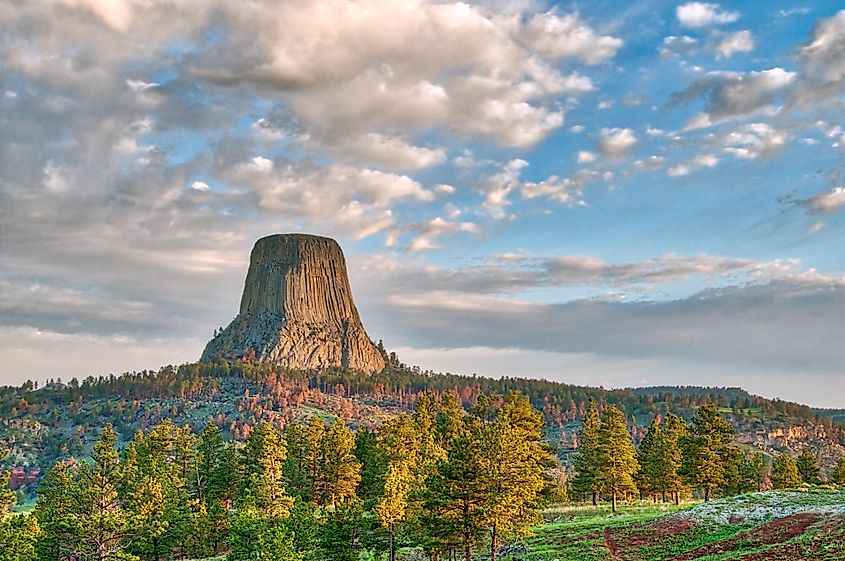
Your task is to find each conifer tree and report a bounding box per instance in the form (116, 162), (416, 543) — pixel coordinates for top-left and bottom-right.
(34, 461), (79, 561)
(679, 404), (734, 501)
(420, 419), (487, 561)
(832, 457), (845, 485)
(771, 454), (801, 489)
(317, 419), (361, 507)
(240, 421), (293, 520)
(571, 399), (601, 505)
(636, 419), (662, 501)
(596, 405), (639, 513)
(352, 427), (386, 505)
(479, 392), (550, 561)
(796, 450), (822, 484)
(75, 425), (134, 561)
(657, 413), (687, 504)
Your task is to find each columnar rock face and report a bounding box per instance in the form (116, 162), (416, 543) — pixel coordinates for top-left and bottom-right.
(201, 234), (385, 373)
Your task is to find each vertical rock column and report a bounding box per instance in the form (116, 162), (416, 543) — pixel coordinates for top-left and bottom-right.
(201, 234), (385, 373)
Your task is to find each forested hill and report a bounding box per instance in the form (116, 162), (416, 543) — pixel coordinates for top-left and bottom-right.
(2, 360), (843, 494)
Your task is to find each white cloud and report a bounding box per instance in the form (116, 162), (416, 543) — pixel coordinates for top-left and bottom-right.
(404, 217), (479, 251)
(577, 150), (597, 163)
(634, 156), (665, 170)
(717, 30), (754, 58)
(796, 10), (845, 104)
(342, 133), (447, 170)
(677, 2), (739, 28)
(660, 35), (700, 58)
(517, 12), (623, 64)
(722, 123), (788, 159)
(190, 181), (210, 191)
(805, 187), (845, 213)
(672, 68), (797, 129)
(598, 128), (638, 157)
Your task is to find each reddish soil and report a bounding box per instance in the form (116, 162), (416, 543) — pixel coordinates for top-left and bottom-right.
(739, 515), (845, 561)
(674, 513), (822, 560)
(604, 516), (696, 560)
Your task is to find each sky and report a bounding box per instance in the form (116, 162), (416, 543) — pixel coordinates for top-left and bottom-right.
(1, 1), (844, 407)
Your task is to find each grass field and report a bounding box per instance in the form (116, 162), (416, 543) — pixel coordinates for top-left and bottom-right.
(518, 488), (845, 561)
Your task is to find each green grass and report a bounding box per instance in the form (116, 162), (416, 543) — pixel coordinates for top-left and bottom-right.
(514, 488), (845, 561)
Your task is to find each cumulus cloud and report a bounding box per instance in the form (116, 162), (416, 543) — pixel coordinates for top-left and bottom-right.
(795, 10), (845, 104)
(676, 2), (739, 28)
(804, 187), (845, 213)
(722, 123), (788, 159)
(717, 30), (755, 58)
(599, 128), (638, 157)
(660, 35), (700, 58)
(670, 68), (796, 129)
(478, 159), (593, 216)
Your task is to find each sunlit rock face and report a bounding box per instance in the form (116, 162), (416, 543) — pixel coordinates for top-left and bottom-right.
(201, 234), (385, 373)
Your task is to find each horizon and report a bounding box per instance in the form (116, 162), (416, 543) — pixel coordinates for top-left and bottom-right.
(2, 1), (844, 408)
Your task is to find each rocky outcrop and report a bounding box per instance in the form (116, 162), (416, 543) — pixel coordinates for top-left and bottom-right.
(201, 234), (385, 373)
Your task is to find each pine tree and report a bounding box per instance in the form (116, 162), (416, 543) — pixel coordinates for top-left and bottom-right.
(832, 457), (845, 485)
(34, 461), (79, 561)
(352, 427), (386, 505)
(479, 392), (550, 561)
(571, 399), (601, 505)
(420, 419), (487, 561)
(317, 419), (361, 507)
(679, 405), (734, 501)
(771, 454), (801, 489)
(636, 419), (662, 502)
(796, 450), (822, 484)
(657, 413), (687, 504)
(240, 421), (293, 520)
(596, 405), (639, 513)
(375, 462), (413, 561)
(75, 425), (134, 561)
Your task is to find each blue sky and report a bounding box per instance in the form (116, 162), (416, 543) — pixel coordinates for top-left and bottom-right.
(1, 1), (844, 406)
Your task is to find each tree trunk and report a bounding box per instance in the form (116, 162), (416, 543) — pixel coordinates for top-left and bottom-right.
(611, 491), (617, 513)
(662, 490), (666, 503)
(465, 535), (472, 561)
(389, 524), (396, 561)
(491, 523), (498, 561)
(592, 491), (597, 506)
(674, 491), (680, 506)
(704, 487), (710, 502)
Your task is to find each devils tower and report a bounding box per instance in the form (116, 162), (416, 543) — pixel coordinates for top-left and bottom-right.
(201, 234), (385, 373)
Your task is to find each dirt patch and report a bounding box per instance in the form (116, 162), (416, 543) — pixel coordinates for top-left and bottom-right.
(603, 516), (696, 559)
(674, 513), (821, 560)
(604, 527), (620, 557)
(739, 515), (845, 561)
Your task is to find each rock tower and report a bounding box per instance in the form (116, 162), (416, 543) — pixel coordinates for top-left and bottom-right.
(201, 234), (385, 373)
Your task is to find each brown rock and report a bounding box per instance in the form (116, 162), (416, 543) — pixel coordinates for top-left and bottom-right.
(201, 234), (385, 373)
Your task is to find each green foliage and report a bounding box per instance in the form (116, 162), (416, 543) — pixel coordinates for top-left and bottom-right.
(0, 514), (41, 561)
(679, 404), (735, 501)
(596, 405), (639, 512)
(771, 454), (802, 489)
(571, 399), (601, 504)
(833, 457), (845, 485)
(227, 499), (302, 561)
(797, 450), (822, 484)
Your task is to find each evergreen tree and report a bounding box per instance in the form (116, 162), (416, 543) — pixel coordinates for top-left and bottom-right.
(240, 421), (293, 520)
(679, 405), (734, 501)
(353, 427), (386, 505)
(316, 419), (361, 507)
(831, 457), (845, 485)
(75, 425), (134, 561)
(420, 419), (486, 561)
(771, 454), (801, 489)
(636, 419), (662, 501)
(34, 461), (79, 561)
(657, 414), (687, 504)
(479, 392), (550, 561)
(796, 450), (822, 484)
(319, 502), (366, 561)
(596, 405), (639, 513)
(571, 399), (601, 505)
